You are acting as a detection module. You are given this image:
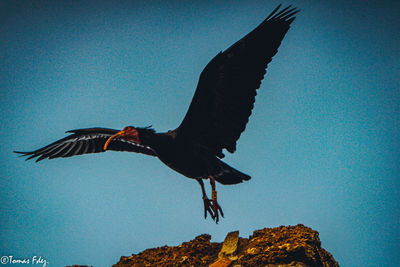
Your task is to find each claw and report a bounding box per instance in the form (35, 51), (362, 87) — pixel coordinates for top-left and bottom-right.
(197, 177), (224, 223)
(203, 196), (215, 219)
(211, 190), (224, 223)
(217, 201), (224, 218)
(212, 199), (224, 223)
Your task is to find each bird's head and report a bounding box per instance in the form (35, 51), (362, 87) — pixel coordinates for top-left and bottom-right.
(103, 126), (140, 150)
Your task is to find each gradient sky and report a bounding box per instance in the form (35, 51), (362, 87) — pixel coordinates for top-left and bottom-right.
(1, 1), (399, 266)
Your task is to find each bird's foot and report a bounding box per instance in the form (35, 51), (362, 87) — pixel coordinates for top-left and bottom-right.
(202, 196), (215, 220)
(211, 190), (224, 223)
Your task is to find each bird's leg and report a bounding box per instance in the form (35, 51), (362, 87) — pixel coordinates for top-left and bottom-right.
(209, 175), (224, 223)
(196, 178), (215, 220)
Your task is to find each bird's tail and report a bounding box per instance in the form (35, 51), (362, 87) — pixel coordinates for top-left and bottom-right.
(212, 159), (251, 185)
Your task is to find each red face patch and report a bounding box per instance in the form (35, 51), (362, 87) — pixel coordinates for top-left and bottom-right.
(124, 128), (140, 144)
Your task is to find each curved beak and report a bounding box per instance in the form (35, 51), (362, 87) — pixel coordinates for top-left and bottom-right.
(104, 128), (140, 151)
(103, 130), (126, 151)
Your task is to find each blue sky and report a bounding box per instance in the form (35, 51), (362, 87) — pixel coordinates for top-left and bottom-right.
(1, 0), (399, 266)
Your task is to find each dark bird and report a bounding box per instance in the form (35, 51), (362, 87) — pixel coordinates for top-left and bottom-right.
(15, 5), (299, 222)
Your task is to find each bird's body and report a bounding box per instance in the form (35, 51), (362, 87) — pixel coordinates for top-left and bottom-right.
(16, 5), (299, 222)
(137, 130), (208, 179)
(121, 128), (250, 185)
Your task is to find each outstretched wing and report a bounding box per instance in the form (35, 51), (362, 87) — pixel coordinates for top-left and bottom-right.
(176, 5), (299, 157)
(15, 127), (156, 162)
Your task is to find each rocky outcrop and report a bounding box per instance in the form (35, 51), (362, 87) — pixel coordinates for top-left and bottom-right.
(113, 224), (339, 267)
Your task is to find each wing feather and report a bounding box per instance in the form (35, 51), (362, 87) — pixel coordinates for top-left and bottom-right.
(176, 5), (299, 157)
(15, 127), (156, 161)
(61, 141), (77, 158)
(49, 143), (70, 159)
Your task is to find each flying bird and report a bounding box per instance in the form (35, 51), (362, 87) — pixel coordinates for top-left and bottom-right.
(16, 5), (299, 222)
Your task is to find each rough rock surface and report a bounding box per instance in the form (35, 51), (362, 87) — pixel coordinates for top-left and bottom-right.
(113, 224), (339, 267)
